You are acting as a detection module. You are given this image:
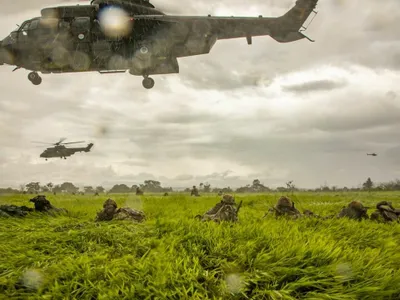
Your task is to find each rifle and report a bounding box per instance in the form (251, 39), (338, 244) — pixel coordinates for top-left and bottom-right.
(236, 200), (243, 215)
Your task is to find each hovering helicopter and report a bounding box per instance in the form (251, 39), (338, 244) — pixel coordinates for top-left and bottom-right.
(0, 0), (318, 89)
(33, 138), (94, 160)
(367, 153), (377, 157)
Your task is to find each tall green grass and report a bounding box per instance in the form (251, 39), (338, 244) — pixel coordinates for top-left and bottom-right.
(1, 192), (400, 299)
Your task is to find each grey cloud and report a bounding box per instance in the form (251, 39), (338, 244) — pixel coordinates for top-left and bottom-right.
(174, 174), (194, 181)
(282, 79), (347, 93)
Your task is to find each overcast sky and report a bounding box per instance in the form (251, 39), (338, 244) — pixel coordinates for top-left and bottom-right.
(0, 0), (399, 189)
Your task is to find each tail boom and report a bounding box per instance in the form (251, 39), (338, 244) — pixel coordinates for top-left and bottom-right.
(271, 0), (318, 43)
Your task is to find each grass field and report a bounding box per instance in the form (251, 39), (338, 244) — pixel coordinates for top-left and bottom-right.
(1, 192), (400, 299)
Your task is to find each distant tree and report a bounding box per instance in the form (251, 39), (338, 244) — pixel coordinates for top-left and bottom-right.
(286, 181), (296, 194)
(46, 182), (53, 192)
(84, 186), (95, 193)
(95, 186), (105, 193)
(26, 182), (40, 194)
(143, 180), (163, 192)
(140, 180), (172, 193)
(203, 183), (211, 193)
(363, 177), (374, 191)
(60, 182), (79, 193)
(52, 185), (62, 194)
(276, 187), (287, 193)
(109, 184), (130, 193)
(0, 187), (20, 194)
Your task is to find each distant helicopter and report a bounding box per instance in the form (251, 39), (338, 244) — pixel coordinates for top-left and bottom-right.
(367, 153), (377, 157)
(33, 138), (94, 160)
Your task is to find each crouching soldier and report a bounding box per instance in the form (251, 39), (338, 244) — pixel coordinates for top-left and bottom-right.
(0, 205), (33, 217)
(196, 194), (242, 223)
(370, 201), (400, 223)
(265, 196), (303, 219)
(337, 201), (369, 221)
(29, 195), (68, 214)
(191, 186), (200, 197)
(95, 198), (146, 223)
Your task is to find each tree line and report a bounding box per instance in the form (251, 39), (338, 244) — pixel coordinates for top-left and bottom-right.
(1, 177), (400, 195)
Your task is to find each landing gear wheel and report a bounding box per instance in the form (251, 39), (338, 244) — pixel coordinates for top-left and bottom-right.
(28, 72), (42, 85)
(142, 77), (155, 89)
(32, 77), (42, 85)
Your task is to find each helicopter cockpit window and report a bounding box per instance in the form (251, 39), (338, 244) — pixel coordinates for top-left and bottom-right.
(29, 19), (40, 30)
(18, 21), (31, 36)
(20, 21), (31, 31)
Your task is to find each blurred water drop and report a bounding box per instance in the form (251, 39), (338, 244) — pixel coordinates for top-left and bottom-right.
(21, 269), (43, 290)
(124, 194), (143, 211)
(98, 7), (133, 38)
(336, 263), (353, 282)
(225, 273), (243, 294)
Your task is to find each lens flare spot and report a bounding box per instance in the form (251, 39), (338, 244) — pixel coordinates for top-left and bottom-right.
(21, 269), (44, 291)
(225, 274), (244, 294)
(98, 7), (133, 38)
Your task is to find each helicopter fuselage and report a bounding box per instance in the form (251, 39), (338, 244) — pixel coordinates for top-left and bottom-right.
(40, 143), (94, 159)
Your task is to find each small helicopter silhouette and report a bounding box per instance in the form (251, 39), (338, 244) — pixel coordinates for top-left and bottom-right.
(367, 153), (377, 157)
(32, 138), (93, 160)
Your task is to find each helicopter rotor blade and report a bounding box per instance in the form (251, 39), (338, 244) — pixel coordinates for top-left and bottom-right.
(31, 141), (55, 145)
(62, 141), (86, 145)
(55, 137), (67, 145)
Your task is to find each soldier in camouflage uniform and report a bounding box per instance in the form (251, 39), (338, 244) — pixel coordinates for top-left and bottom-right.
(114, 207), (146, 222)
(136, 187), (144, 195)
(0, 205), (33, 217)
(96, 199), (118, 221)
(196, 194), (242, 223)
(191, 186), (200, 197)
(95, 198), (146, 222)
(264, 196), (321, 219)
(29, 195), (67, 214)
(29, 195), (54, 212)
(266, 196), (302, 219)
(337, 201), (369, 221)
(370, 201), (400, 223)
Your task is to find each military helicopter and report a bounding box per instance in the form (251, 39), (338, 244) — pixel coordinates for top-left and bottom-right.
(0, 0), (318, 89)
(367, 153), (378, 157)
(33, 138), (94, 160)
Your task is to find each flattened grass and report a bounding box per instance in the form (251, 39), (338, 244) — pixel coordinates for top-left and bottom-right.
(1, 192), (400, 299)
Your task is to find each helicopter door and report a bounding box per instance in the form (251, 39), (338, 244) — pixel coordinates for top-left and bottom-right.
(70, 17), (92, 71)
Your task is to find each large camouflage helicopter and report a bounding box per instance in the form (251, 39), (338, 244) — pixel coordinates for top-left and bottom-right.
(0, 0), (318, 89)
(33, 138), (94, 160)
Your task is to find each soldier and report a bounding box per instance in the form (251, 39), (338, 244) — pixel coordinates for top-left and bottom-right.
(191, 186), (200, 197)
(0, 205), (34, 217)
(196, 194), (242, 223)
(163, 192), (169, 196)
(136, 187), (144, 195)
(95, 198), (146, 222)
(370, 201), (400, 223)
(95, 199), (118, 221)
(337, 201), (369, 221)
(266, 196), (303, 219)
(114, 207), (146, 222)
(29, 195), (55, 212)
(29, 195), (67, 214)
